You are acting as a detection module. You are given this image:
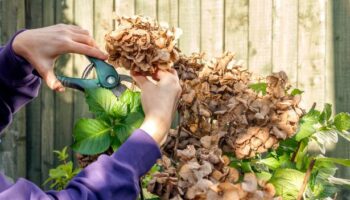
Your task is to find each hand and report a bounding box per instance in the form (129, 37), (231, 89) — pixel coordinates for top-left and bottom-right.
(12, 24), (108, 91)
(133, 70), (182, 145)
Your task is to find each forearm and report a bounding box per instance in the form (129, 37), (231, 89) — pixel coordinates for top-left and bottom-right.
(0, 129), (161, 199)
(0, 30), (41, 133)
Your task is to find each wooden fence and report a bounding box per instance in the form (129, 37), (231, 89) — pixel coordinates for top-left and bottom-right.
(0, 0), (349, 196)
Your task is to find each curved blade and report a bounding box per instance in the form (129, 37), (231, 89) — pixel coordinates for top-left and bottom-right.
(111, 84), (128, 97)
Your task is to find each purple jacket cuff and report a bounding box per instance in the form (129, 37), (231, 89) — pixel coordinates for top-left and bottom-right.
(0, 29), (37, 87)
(112, 129), (161, 177)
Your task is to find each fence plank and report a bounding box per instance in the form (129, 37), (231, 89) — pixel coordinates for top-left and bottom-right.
(135, 0), (156, 18)
(26, 0), (43, 186)
(297, 0), (326, 109)
(178, 0), (200, 54)
(201, 0), (224, 57)
(115, 0), (134, 16)
(248, 0), (273, 75)
(41, 0), (55, 187)
(73, 0), (93, 122)
(224, 0), (248, 66)
(0, 0), (27, 181)
(157, 0), (178, 27)
(272, 0), (298, 86)
(54, 0), (75, 170)
(331, 0), (350, 198)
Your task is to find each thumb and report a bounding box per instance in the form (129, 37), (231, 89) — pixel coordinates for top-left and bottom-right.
(132, 74), (152, 89)
(42, 69), (65, 92)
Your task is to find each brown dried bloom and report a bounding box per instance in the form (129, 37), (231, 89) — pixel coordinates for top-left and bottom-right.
(105, 16), (182, 75)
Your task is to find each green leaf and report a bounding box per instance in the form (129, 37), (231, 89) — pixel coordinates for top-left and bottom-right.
(328, 176), (350, 189)
(124, 112), (144, 130)
(290, 88), (304, 96)
(113, 124), (131, 144)
(119, 89), (142, 113)
(258, 157), (281, 170)
(269, 168), (305, 200)
(256, 171), (272, 182)
(111, 101), (128, 118)
(334, 112), (350, 131)
(53, 146), (68, 162)
(72, 118), (111, 155)
(110, 135), (122, 151)
(248, 82), (267, 95)
(85, 88), (119, 118)
(316, 157), (350, 167)
(319, 103), (332, 123)
(295, 109), (320, 141)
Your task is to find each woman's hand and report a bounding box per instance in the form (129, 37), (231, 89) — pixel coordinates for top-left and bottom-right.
(133, 70), (182, 145)
(12, 24), (108, 91)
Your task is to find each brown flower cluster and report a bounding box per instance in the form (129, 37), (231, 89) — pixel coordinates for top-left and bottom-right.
(148, 129), (280, 200)
(175, 52), (303, 159)
(105, 16), (181, 75)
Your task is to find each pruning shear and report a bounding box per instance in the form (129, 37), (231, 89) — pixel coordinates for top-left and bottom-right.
(57, 56), (132, 97)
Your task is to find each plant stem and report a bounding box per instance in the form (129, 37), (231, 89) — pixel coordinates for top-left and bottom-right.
(297, 159), (316, 200)
(291, 141), (301, 162)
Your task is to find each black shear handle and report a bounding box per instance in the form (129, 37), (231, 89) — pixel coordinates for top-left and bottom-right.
(57, 75), (98, 92)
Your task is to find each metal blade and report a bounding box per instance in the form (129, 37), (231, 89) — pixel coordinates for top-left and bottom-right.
(119, 74), (133, 83)
(111, 84), (128, 97)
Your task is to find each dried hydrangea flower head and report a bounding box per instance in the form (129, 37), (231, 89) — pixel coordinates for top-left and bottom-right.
(105, 16), (182, 75)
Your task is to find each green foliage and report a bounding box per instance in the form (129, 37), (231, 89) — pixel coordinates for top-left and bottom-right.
(72, 88), (144, 155)
(290, 88), (304, 96)
(44, 147), (81, 190)
(248, 82), (267, 95)
(269, 168), (305, 200)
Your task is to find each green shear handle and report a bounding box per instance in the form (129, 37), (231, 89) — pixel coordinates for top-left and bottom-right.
(56, 56), (129, 96)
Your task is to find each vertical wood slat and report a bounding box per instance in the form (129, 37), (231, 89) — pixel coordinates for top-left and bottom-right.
(201, 0), (224, 57)
(26, 0), (43, 186)
(135, 0), (156, 19)
(115, 0), (135, 16)
(248, 0), (273, 75)
(330, 0), (350, 198)
(157, 0), (178, 27)
(94, 0), (114, 48)
(224, 0), (249, 66)
(41, 0), (55, 187)
(54, 0), (75, 166)
(0, 0), (27, 181)
(178, 0), (200, 55)
(272, 0), (298, 86)
(297, 0), (326, 109)
(73, 0), (94, 123)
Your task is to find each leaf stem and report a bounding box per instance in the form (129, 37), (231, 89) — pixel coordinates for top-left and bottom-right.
(297, 159), (316, 200)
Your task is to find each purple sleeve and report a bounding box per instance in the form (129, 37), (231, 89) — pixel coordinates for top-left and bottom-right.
(0, 129), (161, 199)
(0, 30), (41, 133)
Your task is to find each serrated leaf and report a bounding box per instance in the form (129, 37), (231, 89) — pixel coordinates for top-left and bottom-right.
(111, 101), (128, 118)
(269, 168), (305, 200)
(248, 82), (267, 95)
(295, 110), (321, 141)
(72, 118), (111, 155)
(119, 89), (142, 113)
(319, 103), (332, 123)
(334, 112), (350, 131)
(113, 124), (131, 144)
(85, 88), (119, 118)
(124, 112), (144, 130)
(316, 157), (350, 167)
(291, 88), (304, 96)
(258, 157), (281, 170)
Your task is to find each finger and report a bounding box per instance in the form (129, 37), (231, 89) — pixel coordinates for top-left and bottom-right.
(68, 41), (108, 60)
(70, 33), (96, 47)
(67, 25), (90, 35)
(42, 69), (65, 92)
(132, 74), (152, 89)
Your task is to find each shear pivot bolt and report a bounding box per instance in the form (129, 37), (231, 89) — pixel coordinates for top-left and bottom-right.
(106, 76), (116, 85)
